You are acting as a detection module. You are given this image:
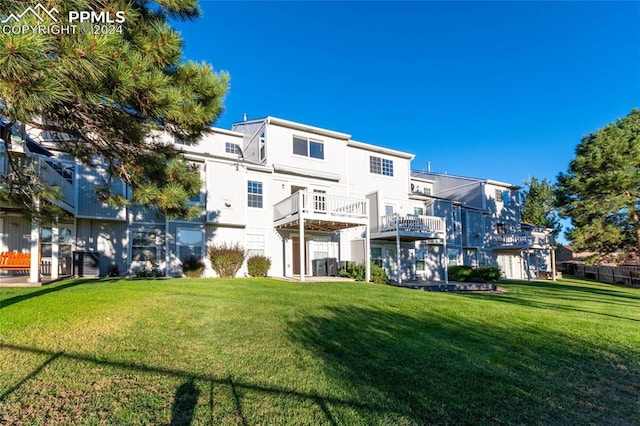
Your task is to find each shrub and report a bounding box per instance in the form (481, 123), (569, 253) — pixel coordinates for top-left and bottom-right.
(107, 263), (120, 277)
(340, 262), (388, 284)
(181, 255), (205, 278)
(208, 242), (245, 278)
(475, 266), (501, 282)
(448, 265), (474, 282)
(370, 262), (389, 284)
(448, 265), (501, 282)
(247, 255), (271, 277)
(340, 262), (365, 281)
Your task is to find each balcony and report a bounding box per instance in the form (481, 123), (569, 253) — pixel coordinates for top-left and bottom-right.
(488, 231), (549, 250)
(38, 157), (75, 213)
(373, 213), (446, 241)
(273, 190), (368, 231)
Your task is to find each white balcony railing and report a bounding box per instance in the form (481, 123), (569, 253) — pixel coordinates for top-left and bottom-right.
(379, 213), (445, 234)
(489, 231), (549, 248)
(273, 190), (367, 222)
(38, 158), (75, 210)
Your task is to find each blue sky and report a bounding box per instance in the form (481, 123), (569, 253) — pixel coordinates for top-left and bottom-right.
(175, 1), (639, 186)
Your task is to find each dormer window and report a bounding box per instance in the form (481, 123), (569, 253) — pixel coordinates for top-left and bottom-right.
(293, 136), (324, 159)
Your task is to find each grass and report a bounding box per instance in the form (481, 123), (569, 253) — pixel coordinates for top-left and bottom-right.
(1, 276), (639, 425)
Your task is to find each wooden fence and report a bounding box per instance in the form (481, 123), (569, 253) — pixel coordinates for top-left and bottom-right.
(559, 263), (640, 288)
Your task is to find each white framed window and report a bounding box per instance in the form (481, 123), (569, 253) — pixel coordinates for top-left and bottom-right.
(370, 156), (393, 176)
(225, 142), (241, 155)
(385, 204), (394, 215)
(247, 180), (263, 208)
(246, 234), (265, 257)
(371, 247), (383, 267)
(132, 231), (159, 262)
(292, 136), (324, 160)
(177, 228), (203, 260)
(414, 207), (424, 216)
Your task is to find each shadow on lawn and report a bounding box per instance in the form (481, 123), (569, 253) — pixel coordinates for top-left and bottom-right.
(2, 303), (639, 423)
(0, 342), (380, 425)
(0, 278), (101, 309)
(285, 305), (640, 424)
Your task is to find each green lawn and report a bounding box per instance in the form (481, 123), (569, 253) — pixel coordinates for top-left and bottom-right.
(1, 277), (639, 425)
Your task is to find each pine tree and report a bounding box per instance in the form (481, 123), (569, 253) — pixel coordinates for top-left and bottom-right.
(521, 177), (561, 239)
(0, 0), (228, 219)
(556, 109), (640, 254)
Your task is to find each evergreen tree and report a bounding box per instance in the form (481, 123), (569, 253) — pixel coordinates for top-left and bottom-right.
(521, 177), (561, 239)
(556, 109), (640, 254)
(0, 0), (228, 219)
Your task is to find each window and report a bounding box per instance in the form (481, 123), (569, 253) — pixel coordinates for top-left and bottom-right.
(247, 180), (263, 208)
(502, 190), (511, 204)
(225, 142), (241, 155)
(292, 136), (324, 159)
(177, 228), (203, 259)
(447, 248), (459, 266)
(371, 247), (383, 267)
(414, 207), (424, 216)
(496, 223), (507, 234)
(313, 189), (326, 213)
(385, 204), (394, 215)
(495, 189), (510, 203)
(132, 231), (159, 262)
(246, 234), (265, 257)
(370, 156), (393, 176)
(416, 260), (425, 271)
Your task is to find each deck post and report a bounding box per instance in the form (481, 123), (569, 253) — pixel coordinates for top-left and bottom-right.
(365, 224), (371, 283)
(29, 217), (40, 283)
(299, 192), (305, 282)
(443, 236), (448, 284)
(51, 226), (59, 280)
(525, 239), (531, 281)
(396, 219), (401, 284)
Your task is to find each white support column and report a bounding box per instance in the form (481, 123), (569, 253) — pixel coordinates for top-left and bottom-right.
(525, 240), (532, 281)
(51, 226), (59, 280)
(396, 228), (401, 284)
(29, 218), (40, 283)
(0, 217), (4, 252)
(550, 244), (557, 281)
(365, 224), (371, 283)
(299, 217), (305, 282)
(443, 238), (449, 284)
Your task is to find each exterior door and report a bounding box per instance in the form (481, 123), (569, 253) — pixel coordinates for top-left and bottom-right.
(292, 237), (308, 275)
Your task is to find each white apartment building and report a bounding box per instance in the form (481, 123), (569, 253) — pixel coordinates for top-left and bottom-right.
(0, 116), (551, 283)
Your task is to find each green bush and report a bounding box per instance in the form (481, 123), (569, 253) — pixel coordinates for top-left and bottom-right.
(448, 265), (474, 282)
(247, 255), (271, 277)
(208, 242), (245, 278)
(340, 262), (365, 281)
(339, 262), (388, 284)
(181, 255), (205, 278)
(475, 266), (501, 282)
(448, 265), (501, 282)
(370, 262), (389, 284)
